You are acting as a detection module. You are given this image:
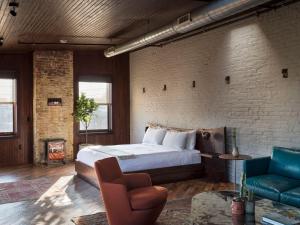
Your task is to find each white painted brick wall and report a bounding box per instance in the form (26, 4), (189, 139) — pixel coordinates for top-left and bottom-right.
(130, 3), (300, 182)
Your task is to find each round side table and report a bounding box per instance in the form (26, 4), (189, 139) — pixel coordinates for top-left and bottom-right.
(219, 154), (251, 192)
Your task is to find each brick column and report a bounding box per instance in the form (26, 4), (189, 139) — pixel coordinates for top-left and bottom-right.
(33, 51), (74, 163)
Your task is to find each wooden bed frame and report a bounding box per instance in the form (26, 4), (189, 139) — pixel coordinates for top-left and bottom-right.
(75, 127), (227, 187)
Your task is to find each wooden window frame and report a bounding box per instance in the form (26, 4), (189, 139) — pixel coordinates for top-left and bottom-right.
(0, 76), (18, 137)
(77, 81), (113, 134)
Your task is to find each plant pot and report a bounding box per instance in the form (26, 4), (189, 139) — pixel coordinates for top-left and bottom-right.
(232, 214), (245, 225)
(231, 197), (245, 215)
(245, 200), (255, 214)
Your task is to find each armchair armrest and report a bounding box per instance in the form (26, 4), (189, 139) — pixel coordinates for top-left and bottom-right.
(123, 173), (152, 190)
(243, 157), (271, 178)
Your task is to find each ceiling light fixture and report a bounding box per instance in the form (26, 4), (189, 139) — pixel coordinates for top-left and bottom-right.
(9, 1), (19, 17)
(10, 9), (17, 16)
(59, 39), (68, 44)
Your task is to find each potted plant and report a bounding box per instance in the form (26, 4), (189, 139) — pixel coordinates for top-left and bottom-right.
(240, 172), (255, 214)
(240, 172), (247, 198)
(73, 93), (99, 145)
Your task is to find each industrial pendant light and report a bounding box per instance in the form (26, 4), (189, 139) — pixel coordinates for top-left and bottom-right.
(9, 1), (19, 16)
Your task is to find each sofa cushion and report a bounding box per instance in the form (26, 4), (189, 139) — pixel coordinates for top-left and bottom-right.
(281, 187), (300, 208)
(129, 186), (168, 210)
(246, 174), (300, 201)
(268, 147), (300, 180)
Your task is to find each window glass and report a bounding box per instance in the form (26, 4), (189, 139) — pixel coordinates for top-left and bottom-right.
(0, 78), (17, 134)
(79, 82), (112, 131)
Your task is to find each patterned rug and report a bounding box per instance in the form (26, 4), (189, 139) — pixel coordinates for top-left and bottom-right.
(71, 198), (191, 225)
(0, 176), (68, 204)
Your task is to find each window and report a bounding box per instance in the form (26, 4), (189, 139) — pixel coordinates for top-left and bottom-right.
(0, 78), (17, 135)
(79, 82), (112, 132)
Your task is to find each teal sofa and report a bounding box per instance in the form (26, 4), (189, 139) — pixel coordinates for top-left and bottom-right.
(243, 147), (300, 208)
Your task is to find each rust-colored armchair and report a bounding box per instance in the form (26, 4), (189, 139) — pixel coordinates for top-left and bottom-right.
(94, 157), (168, 225)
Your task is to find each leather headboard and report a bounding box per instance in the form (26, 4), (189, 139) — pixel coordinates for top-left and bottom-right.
(145, 126), (226, 155)
(195, 127), (226, 155)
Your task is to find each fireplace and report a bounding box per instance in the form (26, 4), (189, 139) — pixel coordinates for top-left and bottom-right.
(43, 138), (66, 165)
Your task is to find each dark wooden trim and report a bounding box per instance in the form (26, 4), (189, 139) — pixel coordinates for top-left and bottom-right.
(0, 53), (33, 166)
(78, 74), (113, 83)
(0, 132), (16, 137)
(0, 134), (18, 140)
(75, 160), (204, 188)
(137, 163), (204, 184)
(0, 70), (17, 79)
(78, 130), (112, 135)
(18, 41), (114, 46)
(78, 130), (112, 134)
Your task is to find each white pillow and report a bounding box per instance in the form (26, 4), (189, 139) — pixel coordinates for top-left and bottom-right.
(142, 127), (167, 145)
(162, 131), (188, 150)
(186, 130), (197, 150)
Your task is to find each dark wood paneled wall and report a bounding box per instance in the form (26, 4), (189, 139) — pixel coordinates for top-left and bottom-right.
(0, 53), (33, 167)
(0, 51), (129, 165)
(73, 51), (130, 157)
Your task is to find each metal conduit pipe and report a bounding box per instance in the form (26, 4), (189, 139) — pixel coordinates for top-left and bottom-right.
(104, 0), (272, 57)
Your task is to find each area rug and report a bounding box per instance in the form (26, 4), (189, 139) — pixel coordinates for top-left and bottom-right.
(71, 198), (191, 225)
(0, 176), (72, 204)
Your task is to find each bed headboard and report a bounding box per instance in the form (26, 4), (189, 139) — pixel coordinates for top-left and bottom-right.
(145, 125), (227, 181)
(195, 127), (226, 155)
(145, 126), (226, 155)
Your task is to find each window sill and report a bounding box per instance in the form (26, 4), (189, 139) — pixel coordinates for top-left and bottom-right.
(78, 131), (113, 136)
(0, 134), (18, 140)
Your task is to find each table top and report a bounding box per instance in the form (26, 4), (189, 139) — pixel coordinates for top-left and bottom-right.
(190, 191), (300, 225)
(219, 154), (252, 160)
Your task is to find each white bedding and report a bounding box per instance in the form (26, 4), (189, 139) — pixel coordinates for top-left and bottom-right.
(77, 143), (201, 172)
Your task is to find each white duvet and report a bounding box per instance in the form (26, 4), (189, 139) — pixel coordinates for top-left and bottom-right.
(77, 143), (201, 172)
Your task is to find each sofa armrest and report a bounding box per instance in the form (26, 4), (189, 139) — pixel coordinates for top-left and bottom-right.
(243, 157), (271, 178)
(123, 173), (152, 190)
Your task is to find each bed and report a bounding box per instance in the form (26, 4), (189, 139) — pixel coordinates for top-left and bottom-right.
(77, 143), (201, 172)
(75, 127), (227, 187)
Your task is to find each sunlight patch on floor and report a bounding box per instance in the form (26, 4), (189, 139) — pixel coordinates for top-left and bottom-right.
(34, 175), (74, 207)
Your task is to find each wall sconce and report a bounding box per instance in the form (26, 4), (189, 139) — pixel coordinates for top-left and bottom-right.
(192, 80), (196, 88)
(225, 76), (230, 84)
(142, 87), (146, 93)
(282, 68), (288, 78)
(0, 37), (3, 46)
(163, 84), (167, 91)
(9, 1), (19, 17)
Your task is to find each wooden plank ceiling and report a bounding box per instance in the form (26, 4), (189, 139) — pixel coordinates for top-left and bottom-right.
(0, 0), (210, 51)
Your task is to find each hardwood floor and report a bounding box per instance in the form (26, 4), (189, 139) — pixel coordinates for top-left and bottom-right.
(0, 163), (234, 225)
